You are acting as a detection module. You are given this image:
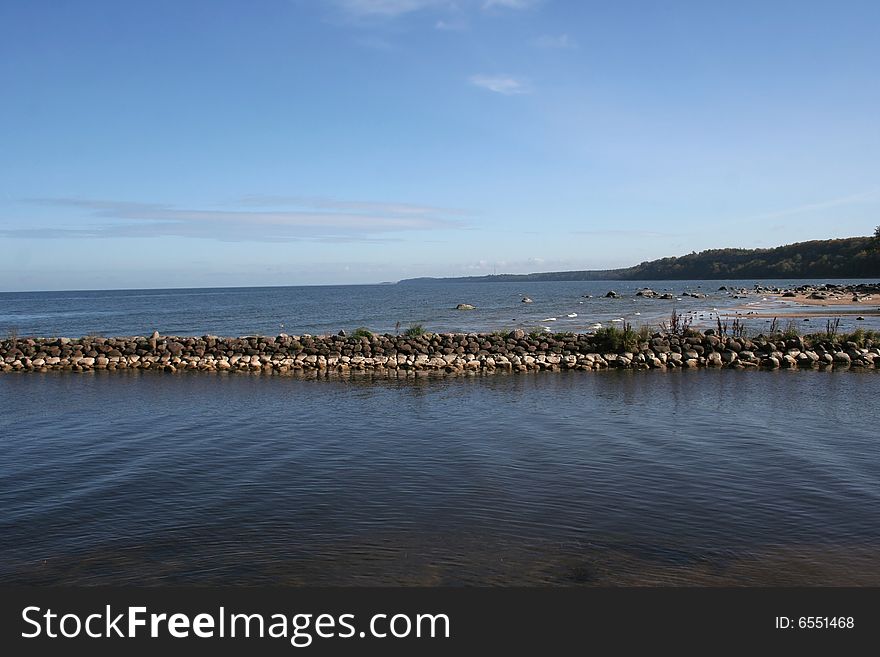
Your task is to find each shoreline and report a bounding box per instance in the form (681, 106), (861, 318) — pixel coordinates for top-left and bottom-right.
(723, 310), (880, 319)
(3, 327), (877, 375)
(690, 282), (880, 326)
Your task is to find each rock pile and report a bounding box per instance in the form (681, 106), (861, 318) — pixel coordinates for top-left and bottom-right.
(1, 330), (877, 375)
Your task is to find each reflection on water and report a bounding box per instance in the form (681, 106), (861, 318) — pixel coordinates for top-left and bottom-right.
(1, 370), (879, 585)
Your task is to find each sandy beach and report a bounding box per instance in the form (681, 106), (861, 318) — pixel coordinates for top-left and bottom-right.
(726, 307), (880, 319)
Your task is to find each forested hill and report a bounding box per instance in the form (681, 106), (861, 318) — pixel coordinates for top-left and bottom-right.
(398, 236), (880, 283)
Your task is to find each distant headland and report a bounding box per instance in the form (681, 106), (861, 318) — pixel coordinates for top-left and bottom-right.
(399, 236), (880, 284)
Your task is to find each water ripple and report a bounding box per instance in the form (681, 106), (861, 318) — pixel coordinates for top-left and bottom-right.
(1, 369), (879, 584)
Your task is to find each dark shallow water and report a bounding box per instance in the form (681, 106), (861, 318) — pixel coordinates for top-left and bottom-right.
(2, 369), (879, 585)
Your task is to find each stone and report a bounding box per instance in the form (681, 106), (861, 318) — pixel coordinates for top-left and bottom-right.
(5, 326), (879, 377)
(455, 304), (476, 310)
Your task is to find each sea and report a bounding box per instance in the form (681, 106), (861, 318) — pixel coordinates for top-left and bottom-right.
(1, 278), (879, 338)
(1, 279), (879, 585)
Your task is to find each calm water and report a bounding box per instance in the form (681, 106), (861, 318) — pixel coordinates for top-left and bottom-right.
(2, 278), (878, 338)
(2, 369), (879, 585)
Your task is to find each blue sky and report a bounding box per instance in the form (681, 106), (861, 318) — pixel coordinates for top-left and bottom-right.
(1, 0), (878, 291)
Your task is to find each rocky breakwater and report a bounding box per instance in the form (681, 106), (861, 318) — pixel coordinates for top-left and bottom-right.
(1, 329), (878, 375)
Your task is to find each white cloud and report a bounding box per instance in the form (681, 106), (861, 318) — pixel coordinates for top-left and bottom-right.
(7, 197), (464, 243)
(459, 256), (574, 273)
(531, 33), (577, 49)
(469, 74), (532, 95)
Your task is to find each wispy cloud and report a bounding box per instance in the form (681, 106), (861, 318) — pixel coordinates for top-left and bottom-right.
(232, 195), (465, 216)
(530, 33), (577, 49)
(334, 0), (538, 19)
(435, 19), (467, 31)
(573, 229), (678, 239)
(469, 74), (531, 95)
(354, 35), (396, 50)
(483, 0), (540, 9)
(743, 187), (880, 222)
(458, 255), (569, 273)
(4, 197), (463, 243)
(334, 0), (445, 18)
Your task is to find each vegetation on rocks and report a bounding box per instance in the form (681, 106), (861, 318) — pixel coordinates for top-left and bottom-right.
(593, 323), (640, 352)
(714, 314), (877, 348)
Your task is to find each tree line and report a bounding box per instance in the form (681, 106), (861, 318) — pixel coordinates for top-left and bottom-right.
(399, 235), (880, 283)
